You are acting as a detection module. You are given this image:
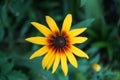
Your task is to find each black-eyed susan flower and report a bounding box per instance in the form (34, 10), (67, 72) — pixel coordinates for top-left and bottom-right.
(25, 14), (89, 76)
(92, 63), (101, 72)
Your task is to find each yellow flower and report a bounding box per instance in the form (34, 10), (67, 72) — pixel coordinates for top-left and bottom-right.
(25, 14), (89, 76)
(92, 64), (101, 72)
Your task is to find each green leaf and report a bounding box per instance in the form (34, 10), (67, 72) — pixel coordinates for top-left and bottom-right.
(90, 54), (100, 64)
(1, 5), (8, 25)
(86, 46), (99, 55)
(13, 53), (44, 74)
(74, 72), (87, 80)
(107, 46), (113, 60)
(84, 0), (103, 20)
(20, 20), (30, 37)
(117, 18), (120, 26)
(1, 60), (14, 74)
(7, 71), (28, 80)
(39, 2), (59, 9)
(78, 59), (89, 73)
(0, 76), (6, 80)
(56, 73), (69, 80)
(87, 29), (98, 38)
(33, 77), (43, 80)
(0, 26), (4, 42)
(0, 51), (14, 75)
(0, 51), (8, 66)
(92, 41), (108, 48)
(114, 71), (120, 80)
(9, 0), (31, 23)
(81, 0), (88, 7)
(72, 18), (95, 29)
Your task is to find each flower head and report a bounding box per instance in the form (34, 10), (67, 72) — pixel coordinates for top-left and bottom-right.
(25, 14), (89, 76)
(92, 63), (101, 72)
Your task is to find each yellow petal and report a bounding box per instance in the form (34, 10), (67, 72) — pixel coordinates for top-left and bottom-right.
(25, 37), (47, 45)
(42, 49), (54, 69)
(52, 52), (60, 74)
(29, 46), (48, 59)
(71, 37), (88, 44)
(92, 64), (101, 71)
(71, 45), (89, 59)
(61, 54), (68, 76)
(65, 51), (78, 68)
(62, 14), (72, 32)
(69, 28), (87, 37)
(45, 16), (60, 33)
(31, 22), (52, 37)
(46, 54), (55, 70)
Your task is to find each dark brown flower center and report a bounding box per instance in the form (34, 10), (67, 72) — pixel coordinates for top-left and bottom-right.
(53, 36), (66, 48)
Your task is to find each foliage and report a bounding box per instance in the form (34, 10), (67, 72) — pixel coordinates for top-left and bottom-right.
(0, 0), (120, 80)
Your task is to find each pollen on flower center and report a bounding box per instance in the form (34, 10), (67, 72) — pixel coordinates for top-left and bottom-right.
(53, 36), (66, 48)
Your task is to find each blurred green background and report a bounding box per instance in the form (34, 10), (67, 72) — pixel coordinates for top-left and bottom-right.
(0, 0), (120, 80)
